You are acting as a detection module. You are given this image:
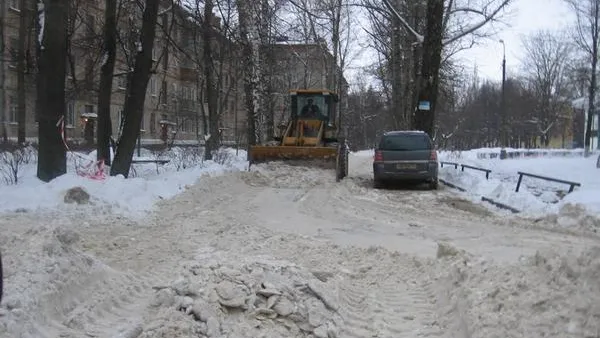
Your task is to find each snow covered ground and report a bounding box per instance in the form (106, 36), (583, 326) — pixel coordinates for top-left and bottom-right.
(1, 146), (599, 338)
(0, 146), (249, 218)
(437, 148), (600, 225)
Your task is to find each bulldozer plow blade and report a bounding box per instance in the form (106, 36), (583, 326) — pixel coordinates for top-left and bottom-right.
(249, 146), (338, 168)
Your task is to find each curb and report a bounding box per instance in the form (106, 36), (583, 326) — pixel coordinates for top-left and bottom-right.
(481, 196), (521, 214)
(439, 178), (466, 192)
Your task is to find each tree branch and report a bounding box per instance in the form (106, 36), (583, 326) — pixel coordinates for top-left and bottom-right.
(443, 0), (512, 46)
(380, 0), (424, 43)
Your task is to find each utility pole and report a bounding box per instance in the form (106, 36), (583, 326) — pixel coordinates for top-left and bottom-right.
(500, 39), (507, 159)
(0, 0), (7, 142)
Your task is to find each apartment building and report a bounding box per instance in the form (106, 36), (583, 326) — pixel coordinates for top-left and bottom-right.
(572, 96), (599, 150)
(1, 0), (245, 144)
(0, 0), (37, 139)
(0, 1), (345, 146)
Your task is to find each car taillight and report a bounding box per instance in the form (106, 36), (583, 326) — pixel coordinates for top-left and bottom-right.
(430, 150), (437, 160)
(374, 150), (383, 162)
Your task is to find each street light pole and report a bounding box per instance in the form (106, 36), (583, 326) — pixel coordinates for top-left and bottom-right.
(499, 39), (507, 159)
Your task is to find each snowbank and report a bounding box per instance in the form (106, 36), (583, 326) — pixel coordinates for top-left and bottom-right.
(439, 149), (600, 220)
(433, 244), (600, 337)
(0, 146), (248, 218)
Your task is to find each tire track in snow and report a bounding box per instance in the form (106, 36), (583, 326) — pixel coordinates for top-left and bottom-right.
(336, 282), (374, 337)
(53, 268), (164, 338)
(335, 267), (443, 338)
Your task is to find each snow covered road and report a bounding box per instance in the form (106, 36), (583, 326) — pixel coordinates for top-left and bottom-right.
(1, 151), (599, 337)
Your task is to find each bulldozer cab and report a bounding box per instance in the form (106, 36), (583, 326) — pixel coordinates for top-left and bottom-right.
(290, 90), (338, 125)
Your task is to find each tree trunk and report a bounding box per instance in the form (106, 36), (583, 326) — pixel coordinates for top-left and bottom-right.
(237, 0), (257, 151)
(17, 0), (27, 143)
(585, 2), (599, 155)
(110, 0), (160, 177)
(96, 0), (117, 165)
(203, 0), (219, 160)
(413, 0), (444, 137)
(37, 0), (67, 182)
(390, 15), (404, 129)
(259, 0), (274, 140)
(0, 0), (6, 142)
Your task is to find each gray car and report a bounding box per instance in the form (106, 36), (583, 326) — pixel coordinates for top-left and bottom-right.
(372, 131), (439, 190)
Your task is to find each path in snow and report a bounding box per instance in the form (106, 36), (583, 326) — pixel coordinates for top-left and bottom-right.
(1, 152), (599, 337)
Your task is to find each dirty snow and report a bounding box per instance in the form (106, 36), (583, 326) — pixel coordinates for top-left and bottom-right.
(1, 147), (600, 338)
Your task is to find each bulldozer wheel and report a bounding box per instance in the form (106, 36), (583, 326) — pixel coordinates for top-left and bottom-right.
(336, 138), (348, 182)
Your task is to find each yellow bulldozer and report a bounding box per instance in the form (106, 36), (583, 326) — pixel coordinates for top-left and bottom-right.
(248, 88), (349, 181)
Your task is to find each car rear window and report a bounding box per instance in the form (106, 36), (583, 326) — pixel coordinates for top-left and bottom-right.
(379, 134), (431, 151)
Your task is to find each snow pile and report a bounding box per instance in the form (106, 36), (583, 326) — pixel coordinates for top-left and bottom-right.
(0, 224), (109, 338)
(246, 162), (336, 189)
(539, 203), (600, 233)
(140, 248), (341, 338)
(438, 149), (600, 219)
(433, 245), (600, 337)
(0, 147), (249, 218)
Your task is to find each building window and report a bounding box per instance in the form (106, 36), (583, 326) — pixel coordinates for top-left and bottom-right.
(8, 37), (18, 66)
(150, 77), (157, 96)
(152, 45), (159, 61)
(162, 47), (169, 70)
(85, 14), (95, 37)
(150, 113), (156, 134)
(85, 59), (94, 89)
(83, 104), (94, 121)
(160, 80), (167, 104)
(8, 95), (17, 122)
(66, 101), (75, 126)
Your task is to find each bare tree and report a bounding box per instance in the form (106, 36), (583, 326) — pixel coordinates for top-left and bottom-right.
(0, 0), (6, 142)
(377, 0), (513, 136)
(16, 0), (28, 143)
(236, 0), (258, 148)
(520, 30), (572, 146)
(202, 0), (220, 160)
(110, 0), (161, 177)
(564, 0), (600, 155)
(96, 0), (118, 165)
(37, 0), (68, 182)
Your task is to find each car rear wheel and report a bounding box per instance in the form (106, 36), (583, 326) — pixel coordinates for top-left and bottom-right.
(428, 178), (439, 190)
(373, 177), (384, 189)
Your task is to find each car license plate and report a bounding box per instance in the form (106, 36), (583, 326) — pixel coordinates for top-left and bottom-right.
(397, 163), (417, 170)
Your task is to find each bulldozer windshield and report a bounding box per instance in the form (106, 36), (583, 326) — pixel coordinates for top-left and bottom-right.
(296, 95), (328, 121)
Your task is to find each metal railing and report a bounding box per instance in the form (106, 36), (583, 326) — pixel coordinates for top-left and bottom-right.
(516, 171), (581, 193)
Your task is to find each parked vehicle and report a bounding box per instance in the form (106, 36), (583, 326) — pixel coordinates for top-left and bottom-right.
(372, 130), (439, 189)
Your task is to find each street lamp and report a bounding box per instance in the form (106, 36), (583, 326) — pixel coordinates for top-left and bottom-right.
(499, 39), (507, 159)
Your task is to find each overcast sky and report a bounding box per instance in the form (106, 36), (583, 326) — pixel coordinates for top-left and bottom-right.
(345, 0), (577, 87)
(453, 0), (575, 81)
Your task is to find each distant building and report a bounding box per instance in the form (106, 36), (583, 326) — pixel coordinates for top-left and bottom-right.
(571, 96), (599, 150)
